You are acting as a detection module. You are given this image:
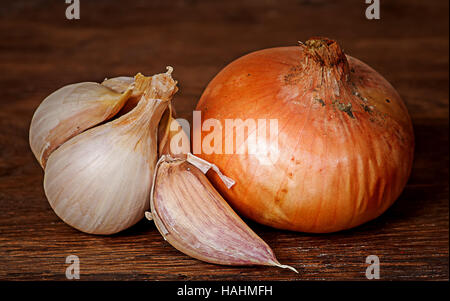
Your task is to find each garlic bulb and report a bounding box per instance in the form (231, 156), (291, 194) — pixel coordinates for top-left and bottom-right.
(29, 82), (132, 168)
(43, 68), (178, 234)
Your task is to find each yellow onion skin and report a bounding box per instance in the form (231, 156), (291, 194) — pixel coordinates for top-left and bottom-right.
(196, 37), (414, 233)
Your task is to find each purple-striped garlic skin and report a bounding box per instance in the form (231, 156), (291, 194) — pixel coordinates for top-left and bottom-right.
(149, 156), (297, 272)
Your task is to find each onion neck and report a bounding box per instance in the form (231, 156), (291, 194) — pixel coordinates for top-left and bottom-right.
(302, 37), (350, 83)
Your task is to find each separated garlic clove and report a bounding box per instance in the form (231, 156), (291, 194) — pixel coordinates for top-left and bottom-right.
(44, 68), (178, 235)
(29, 82), (132, 168)
(148, 154), (297, 272)
(151, 109), (294, 270)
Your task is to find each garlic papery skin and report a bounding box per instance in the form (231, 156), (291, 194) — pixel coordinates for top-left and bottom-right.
(44, 68), (178, 235)
(102, 76), (135, 94)
(102, 76), (144, 116)
(157, 105), (191, 157)
(30, 82), (132, 169)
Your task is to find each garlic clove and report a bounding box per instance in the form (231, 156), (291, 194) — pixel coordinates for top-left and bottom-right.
(157, 105), (190, 157)
(30, 82), (132, 169)
(148, 155), (297, 272)
(44, 68), (178, 235)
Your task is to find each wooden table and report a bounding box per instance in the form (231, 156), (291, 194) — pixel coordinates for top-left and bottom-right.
(0, 0), (448, 281)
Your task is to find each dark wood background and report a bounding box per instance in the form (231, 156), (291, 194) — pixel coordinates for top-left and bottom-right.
(0, 0), (448, 281)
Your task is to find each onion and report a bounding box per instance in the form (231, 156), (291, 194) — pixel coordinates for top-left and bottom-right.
(195, 37), (414, 233)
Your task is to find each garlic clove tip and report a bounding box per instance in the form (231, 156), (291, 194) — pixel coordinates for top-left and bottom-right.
(271, 261), (299, 274)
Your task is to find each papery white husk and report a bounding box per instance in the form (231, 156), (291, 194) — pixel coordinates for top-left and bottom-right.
(102, 76), (135, 94)
(30, 82), (131, 168)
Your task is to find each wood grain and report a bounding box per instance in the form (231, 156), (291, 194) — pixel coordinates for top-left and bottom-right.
(0, 0), (448, 280)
